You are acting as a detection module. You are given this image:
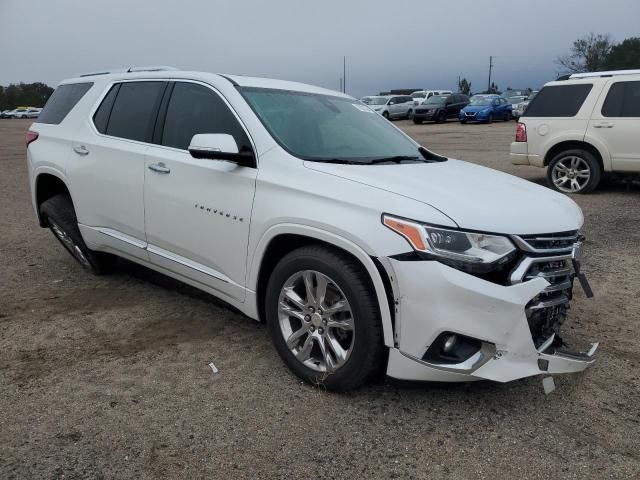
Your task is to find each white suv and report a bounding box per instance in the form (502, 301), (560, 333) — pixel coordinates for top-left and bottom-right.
(27, 68), (597, 391)
(511, 70), (640, 193)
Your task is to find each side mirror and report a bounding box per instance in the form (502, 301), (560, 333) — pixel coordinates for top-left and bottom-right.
(188, 133), (255, 167)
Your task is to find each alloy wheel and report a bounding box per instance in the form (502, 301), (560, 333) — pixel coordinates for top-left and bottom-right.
(278, 270), (355, 373)
(551, 156), (591, 193)
(49, 220), (91, 268)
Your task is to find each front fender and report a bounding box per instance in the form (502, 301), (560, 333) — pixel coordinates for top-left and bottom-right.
(248, 223), (396, 347)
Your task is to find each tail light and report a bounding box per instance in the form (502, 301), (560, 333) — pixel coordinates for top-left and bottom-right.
(26, 130), (39, 147)
(515, 122), (527, 142)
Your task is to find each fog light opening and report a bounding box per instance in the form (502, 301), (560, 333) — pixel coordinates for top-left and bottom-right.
(443, 334), (458, 353)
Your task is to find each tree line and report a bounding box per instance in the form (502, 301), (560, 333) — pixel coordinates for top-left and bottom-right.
(0, 82), (54, 110)
(556, 34), (640, 74)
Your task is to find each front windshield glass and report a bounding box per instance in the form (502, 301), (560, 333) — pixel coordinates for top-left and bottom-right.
(240, 87), (422, 163)
(411, 92), (425, 98)
(360, 97), (373, 104)
(424, 96), (447, 105)
(469, 97), (493, 106)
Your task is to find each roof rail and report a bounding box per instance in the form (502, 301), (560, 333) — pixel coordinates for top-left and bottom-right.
(78, 66), (178, 77)
(569, 69), (640, 79)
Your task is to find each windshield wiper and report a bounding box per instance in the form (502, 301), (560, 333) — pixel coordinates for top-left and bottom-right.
(366, 155), (423, 165)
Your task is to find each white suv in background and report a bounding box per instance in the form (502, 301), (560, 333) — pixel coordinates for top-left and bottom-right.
(27, 68), (597, 391)
(511, 70), (640, 193)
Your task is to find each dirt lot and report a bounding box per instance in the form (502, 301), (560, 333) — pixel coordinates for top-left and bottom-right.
(1, 118), (639, 479)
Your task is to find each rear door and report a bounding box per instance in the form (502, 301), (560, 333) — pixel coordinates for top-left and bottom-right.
(588, 80), (640, 172)
(143, 80), (257, 302)
(71, 80), (167, 259)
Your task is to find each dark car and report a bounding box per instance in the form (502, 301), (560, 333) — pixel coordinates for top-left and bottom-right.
(413, 94), (469, 124)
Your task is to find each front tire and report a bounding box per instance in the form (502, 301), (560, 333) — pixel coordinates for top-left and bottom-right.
(40, 194), (115, 274)
(265, 245), (385, 391)
(382, 111), (390, 120)
(547, 149), (601, 194)
(413, 118), (423, 124)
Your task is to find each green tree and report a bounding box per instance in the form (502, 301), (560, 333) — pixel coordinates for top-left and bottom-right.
(0, 82), (54, 110)
(457, 77), (472, 95)
(605, 37), (640, 70)
(556, 32), (614, 73)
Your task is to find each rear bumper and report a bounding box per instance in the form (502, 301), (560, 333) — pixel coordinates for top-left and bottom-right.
(383, 258), (597, 383)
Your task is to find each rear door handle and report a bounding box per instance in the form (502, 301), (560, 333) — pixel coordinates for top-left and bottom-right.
(148, 162), (171, 174)
(593, 121), (614, 128)
(73, 145), (89, 155)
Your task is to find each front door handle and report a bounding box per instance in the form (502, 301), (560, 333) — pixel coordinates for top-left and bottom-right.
(593, 121), (614, 128)
(73, 145), (89, 156)
(148, 162), (171, 174)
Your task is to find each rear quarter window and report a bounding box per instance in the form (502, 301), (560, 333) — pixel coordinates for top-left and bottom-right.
(37, 82), (94, 124)
(523, 84), (593, 117)
(602, 81), (640, 117)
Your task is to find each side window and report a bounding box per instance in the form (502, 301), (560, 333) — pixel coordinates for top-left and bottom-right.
(602, 81), (640, 117)
(37, 82), (93, 125)
(524, 84), (593, 117)
(105, 81), (166, 142)
(161, 82), (251, 151)
(93, 84), (120, 134)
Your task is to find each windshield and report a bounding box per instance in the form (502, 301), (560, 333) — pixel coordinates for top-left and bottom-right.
(469, 97), (493, 106)
(240, 87), (423, 163)
(527, 91), (538, 101)
(360, 97), (373, 104)
(411, 92), (425, 98)
(424, 96), (447, 105)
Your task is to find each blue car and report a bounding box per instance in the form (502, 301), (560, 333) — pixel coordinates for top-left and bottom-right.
(459, 95), (512, 123)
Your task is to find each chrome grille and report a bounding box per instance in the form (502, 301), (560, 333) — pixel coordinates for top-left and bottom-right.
(513, 230), (580, 254)
(510, 233), (580, 348)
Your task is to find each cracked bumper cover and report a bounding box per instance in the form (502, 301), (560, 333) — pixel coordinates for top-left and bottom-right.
(383, 258), (597, 382)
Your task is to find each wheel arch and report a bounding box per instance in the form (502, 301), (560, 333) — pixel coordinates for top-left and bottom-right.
(34, 171), (73, 227)
(250, 225), (395, 348)
(543, 140), (606, 171)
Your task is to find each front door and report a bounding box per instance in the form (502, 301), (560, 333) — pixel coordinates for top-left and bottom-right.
(588, 79), (640, 172)
(143, 81), (257, 302)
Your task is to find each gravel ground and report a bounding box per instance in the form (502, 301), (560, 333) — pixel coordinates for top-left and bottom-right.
(1, 118), (638, 479)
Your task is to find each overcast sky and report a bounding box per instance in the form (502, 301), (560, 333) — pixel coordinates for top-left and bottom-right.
(1, 0), (638, 97)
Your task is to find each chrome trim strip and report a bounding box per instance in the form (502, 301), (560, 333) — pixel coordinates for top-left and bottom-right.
(147, 244), (230, 284)
(400, 342), (496, 374)
(527, 294), (569, 310)
(91, 226), (147, 249)
(510, 254), (573, 284)
(511, 234), (578, 254)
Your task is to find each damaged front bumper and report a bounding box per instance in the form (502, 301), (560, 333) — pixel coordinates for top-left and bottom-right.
(381, 252), (597, 383)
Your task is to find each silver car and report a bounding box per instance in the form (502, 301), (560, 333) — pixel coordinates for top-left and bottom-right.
(367, 95), (415, 120)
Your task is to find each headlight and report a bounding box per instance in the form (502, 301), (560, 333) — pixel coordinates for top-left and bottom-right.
(383, 214), (516, 265)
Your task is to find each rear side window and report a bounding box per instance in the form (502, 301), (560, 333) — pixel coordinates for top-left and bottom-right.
(602, 81), (640, 117)
(102, 81), (166, 142)
(161, 82), (251, 151)
(37, 82), (93, 124)
(92, 84), (120, 134)
(524, 84), (592, 117)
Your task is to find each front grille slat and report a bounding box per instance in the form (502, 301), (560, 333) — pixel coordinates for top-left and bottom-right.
(509, 231), (582, 348)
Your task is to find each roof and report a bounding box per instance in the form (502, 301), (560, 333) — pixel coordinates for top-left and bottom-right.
(63, 67), (350, 98)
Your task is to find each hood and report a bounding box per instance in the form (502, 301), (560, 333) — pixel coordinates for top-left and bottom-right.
(463, 105), (493, 113)
(304, 159), (583, 235)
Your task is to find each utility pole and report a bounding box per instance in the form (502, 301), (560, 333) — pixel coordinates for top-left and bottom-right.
(487, 56), (493, 93)
(343, 56), (346, 94)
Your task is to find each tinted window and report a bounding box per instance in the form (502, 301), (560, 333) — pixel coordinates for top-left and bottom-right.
(161, 82), (250, 151)
(92, 84), (120, 134)
(106, 81), (165, 142)
(524, 84), (593, 117)
(602, 81), (640, 117)
(37, 82), (93, 124)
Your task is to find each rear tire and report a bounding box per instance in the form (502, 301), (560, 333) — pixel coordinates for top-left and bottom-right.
(547, 149), (601, 194)
(265, 245), (385, 391)
(40, 194), (115, 274)
(407, 109), (413, 120)
(504, 111), (512, 121)
(413, 118), (423, 124)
